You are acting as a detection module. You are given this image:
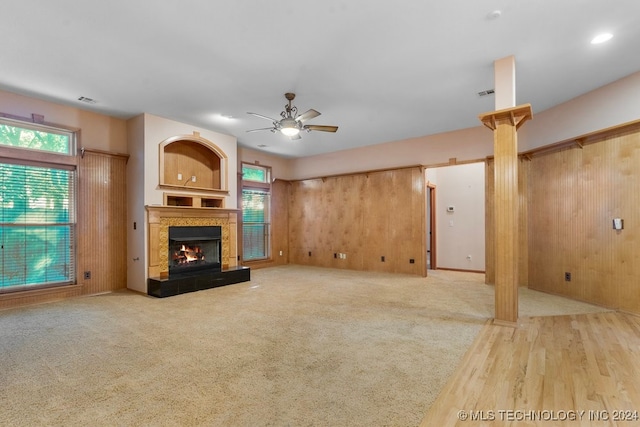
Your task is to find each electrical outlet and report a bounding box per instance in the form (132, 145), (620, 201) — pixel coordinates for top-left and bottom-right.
(381, 256), (385, 262)
(409, 259), (415, 264)
(565, 272), (571, 282)
(177, 173), (182, 180)
(191, 175), (196, 182)
(279, 250), (283, 256)
(84, 271), (91, 280)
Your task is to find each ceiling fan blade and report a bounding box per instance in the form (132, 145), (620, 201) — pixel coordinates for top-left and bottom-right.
(295, 109), (320, 123)
(246, 127), (275, 133)
(305, 125), (338, 133)
(247, 112), (278, 122)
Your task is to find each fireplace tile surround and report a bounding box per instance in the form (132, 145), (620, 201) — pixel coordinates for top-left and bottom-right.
(146, 206), (249, 297)
(147, 206), (239, 277)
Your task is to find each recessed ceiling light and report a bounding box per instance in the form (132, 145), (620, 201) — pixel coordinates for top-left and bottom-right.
(487, 10), (502, 20)
(591, 33), (613, 44)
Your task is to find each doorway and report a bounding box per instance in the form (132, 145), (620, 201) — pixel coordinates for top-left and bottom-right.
(426, 183), (436, 270)
(425, 163), (485, 272)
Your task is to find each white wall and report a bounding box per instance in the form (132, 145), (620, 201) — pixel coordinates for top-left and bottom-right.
(520, 70), (640, 151)
(126, 114), (146, 293)
(0, 89), (128, 153)
(126, 113), (239, 293)
(426, 162), (485, 271)
(284, 70), (640, 181)
(238, 147), (293, 180)
(289, 126), (492, 180)
(142, 113), (238, 209)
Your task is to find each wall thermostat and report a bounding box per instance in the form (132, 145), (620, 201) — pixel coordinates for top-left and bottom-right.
(447, 206), (455, 212)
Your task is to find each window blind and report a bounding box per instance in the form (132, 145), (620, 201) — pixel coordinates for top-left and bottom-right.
(0, 163), (76, 291)
(242, 188), (270, 260)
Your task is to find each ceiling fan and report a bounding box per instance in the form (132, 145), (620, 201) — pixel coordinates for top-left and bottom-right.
(247, 93), (338, 140)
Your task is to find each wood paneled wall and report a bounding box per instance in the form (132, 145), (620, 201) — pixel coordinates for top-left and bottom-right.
(1, 150), (127, 309)
(287, 167), (426, 275)
(528, 129), (640, 314)
(163, 140), (221, 189)
(270, 179), (290, 266)
(485, 158), (529, 286)
(76, 151), (128, 295)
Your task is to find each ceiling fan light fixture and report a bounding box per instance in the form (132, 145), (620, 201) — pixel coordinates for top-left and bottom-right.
(246, 93), (337, 138)
(591, 33), (613, 44)
(281, 127), (300, 136)
(279, 117), (300, 136)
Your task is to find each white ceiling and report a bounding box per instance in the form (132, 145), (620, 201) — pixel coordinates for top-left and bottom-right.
(2, 1), (639, 158)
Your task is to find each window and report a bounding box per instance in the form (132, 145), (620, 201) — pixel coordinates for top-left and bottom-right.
(241, 163), (271, 261)
(0, 119), (76, 293)
(0, 120), (72, 154)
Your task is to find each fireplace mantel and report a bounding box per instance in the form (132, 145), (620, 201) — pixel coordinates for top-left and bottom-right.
(146, 206), (239, 278)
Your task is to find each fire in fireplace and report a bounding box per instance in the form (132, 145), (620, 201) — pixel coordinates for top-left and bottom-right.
(168, 226), (222, 275)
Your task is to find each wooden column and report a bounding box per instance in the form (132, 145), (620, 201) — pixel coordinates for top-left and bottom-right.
(479, 105), (532, 326)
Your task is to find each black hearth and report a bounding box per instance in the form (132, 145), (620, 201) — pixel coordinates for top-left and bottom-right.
(146, 208), (251, 299)
(169, 226), (221, 275)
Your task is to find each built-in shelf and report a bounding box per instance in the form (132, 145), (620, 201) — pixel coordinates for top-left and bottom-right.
(201, 198), (223, 208)
(159, 136), (228, 193)
(164, 193), (225, 208)
(159, 184), (230, 195)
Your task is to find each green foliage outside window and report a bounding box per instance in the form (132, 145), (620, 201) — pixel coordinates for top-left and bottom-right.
(0, 123), (70, 154)
(242, 164), (267, 182)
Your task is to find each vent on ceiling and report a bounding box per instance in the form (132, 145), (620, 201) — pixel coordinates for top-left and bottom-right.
(478, 89), (495, 97)
(257, 144), (268, 148)
(77, 96), (97, 104)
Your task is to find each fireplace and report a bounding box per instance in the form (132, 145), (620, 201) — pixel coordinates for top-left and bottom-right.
(168, 226), (221, 275)
(146, 206), (249, 297)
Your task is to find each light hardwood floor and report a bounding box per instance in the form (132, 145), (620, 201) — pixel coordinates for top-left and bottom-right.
(421, 311), (640, 427)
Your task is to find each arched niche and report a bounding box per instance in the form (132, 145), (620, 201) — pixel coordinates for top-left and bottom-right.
(158, 133), (228, 193)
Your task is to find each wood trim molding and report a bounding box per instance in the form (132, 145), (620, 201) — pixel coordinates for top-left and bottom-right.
(521, 117), (640, 159)
(0, 112), (80, 133)
(0, 145), (77, 168)
(478, 104), (533, 131)
(436, 267), (486, 274)
(424, 157), (487, 170)
(291, 164), (423, 182)
(79, 147), (129, 161)
(158, 184), (230, 196)
(0, 284), (83, 310)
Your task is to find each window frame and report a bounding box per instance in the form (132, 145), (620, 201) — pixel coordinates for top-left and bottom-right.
(240, 163), (272, 262)
(0, 116), (78, 293)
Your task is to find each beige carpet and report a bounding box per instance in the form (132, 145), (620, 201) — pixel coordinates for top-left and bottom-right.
(0, 266), (608, 427)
